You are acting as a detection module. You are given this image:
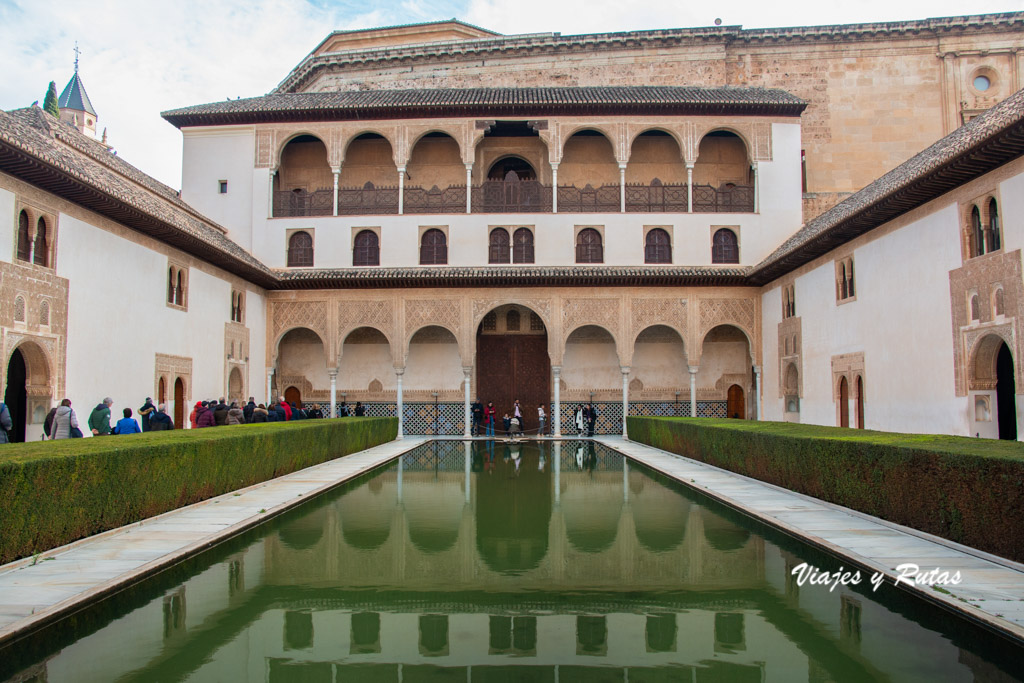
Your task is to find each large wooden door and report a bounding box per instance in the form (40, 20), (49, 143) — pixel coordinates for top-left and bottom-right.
(174, 378), (184, 428)
(284, 386), (302, 408)
(476, 335), (549, 434)
(727, 384), (745, 419)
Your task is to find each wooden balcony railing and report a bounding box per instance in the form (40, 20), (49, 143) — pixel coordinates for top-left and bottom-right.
(272, 182), (755, 216)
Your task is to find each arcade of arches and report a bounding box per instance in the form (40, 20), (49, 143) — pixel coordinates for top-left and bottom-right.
(268, 289), (762, 435)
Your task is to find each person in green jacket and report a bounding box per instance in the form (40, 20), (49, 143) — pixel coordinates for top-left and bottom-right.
(88, 397), (113, 436)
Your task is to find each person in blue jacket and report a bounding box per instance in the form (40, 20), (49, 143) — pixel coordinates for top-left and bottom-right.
(113, 407), (141, 435)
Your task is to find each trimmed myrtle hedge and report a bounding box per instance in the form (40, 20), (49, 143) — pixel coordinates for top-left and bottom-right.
(0, 417), (397, 564)
(627, 417), (1024, 562)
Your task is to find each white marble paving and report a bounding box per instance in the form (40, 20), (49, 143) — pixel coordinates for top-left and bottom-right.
(0, 437), (428, 643)
(599, 436), (1024, 640)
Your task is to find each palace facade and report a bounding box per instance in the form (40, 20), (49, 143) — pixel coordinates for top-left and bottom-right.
(3, 13), (1024, 439)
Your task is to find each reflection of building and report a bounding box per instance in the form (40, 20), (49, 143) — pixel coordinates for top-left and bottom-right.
(15, 444), (1013, 682)
(2, 15), (1024, 438)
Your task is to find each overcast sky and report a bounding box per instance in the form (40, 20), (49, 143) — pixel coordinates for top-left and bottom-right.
(1, 0), (1021, 188)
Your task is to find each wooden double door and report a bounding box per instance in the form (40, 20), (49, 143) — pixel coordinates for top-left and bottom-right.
(476, 334), (550, 434)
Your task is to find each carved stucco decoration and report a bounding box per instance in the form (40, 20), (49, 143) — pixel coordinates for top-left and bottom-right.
(273, 300), (330, 347)
(830, 352), (865, 400)
(778, 316), (803, 398)
(224, 322), (250, 400)
(562, 297), (620, 341)
(965, 322), (1015, 391)
(472, 298), (553, 332)
(256, 130), (275, 168)
(630, 297), (687, 346)
(154, 353), (193, 405)
(338, 300), (396, 347)
(698, 297), (757, 354)
(404, 299), (462, 360)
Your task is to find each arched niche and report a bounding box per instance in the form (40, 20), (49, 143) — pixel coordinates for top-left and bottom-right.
(404, 325), (463, 395)
(626, 130), (686, 185)
(277, 134), (332, 194)
(630, 325), (688, 398)
(340, 133), (398, 188)
(277, 327), (330, 397)
(339, 327), (394, 398)
(562, 325), (622, 402)
(559, 129), (618, 188)
(407, 132), (464, 189)
(693, 130), (751, 187)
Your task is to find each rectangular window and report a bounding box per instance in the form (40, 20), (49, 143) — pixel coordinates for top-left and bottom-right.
(219, 180), (228, 194)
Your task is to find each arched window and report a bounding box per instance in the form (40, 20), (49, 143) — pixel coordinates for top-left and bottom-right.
(970, 294), (981, 322)
(576, 228), (603, 263)
(489, 228), (510, 264)
(16, 211), (30, 261)
(175, 270), (184, 306)
(40, 300), (50, 326)
(995, 287), (1005, 317)
(711, 229), (739, 264)
(167, 267), (176, 304)
(855, 375), (865, 429)
(645, 228), (672, 264)
(33, 217), (48, 266)
(230, 290), (244, 323)
(846, 260), (855, 298)
(287, 231), (314, 267)
(513, 228), (534, 264)
(989, 198), (1001, 252)
(506, 309), (521, 331)
(972, 205), (984, 256)
(353, 230), (380, 266)
(14, 296), (25, 323)
(420, 229), (447, 265)
(482, 311), (497, 331)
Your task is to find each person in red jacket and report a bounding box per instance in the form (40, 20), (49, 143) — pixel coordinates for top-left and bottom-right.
(196, 402), (216, 428)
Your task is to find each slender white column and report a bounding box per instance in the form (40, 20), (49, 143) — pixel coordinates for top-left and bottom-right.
(464, 163), (473, 213)
(463, 367), (472, 438)
(754, 365), (762, 420)
(552, 365), (562, 437)
(752, 161), (759, 213)
(688, 365), (698, 418)
(329, 369), (337, 418)
(398, 166), (406, 215)
(332, 167), (340, 216)
(686, 163), (694, 213)
(396, 368), (405, 439)
(621, 366), (630, 439)
(619, 163), (627, 213)
(551, 162), (559, 213)
(266, 368), (274, 406)
(268, 169), (277, 218)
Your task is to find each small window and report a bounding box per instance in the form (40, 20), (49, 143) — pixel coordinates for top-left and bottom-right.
(175, 270), (184, 306)
(711, 229), (739, 264)
(219, 180), (228, 194)
(489, 228), (510, 264)
(995, 287), (1005, 317)
(530, 312), (544, 331)
(971, 206), (985, 257)
(513, 228), (534, 264)
(989, 198), (1001, 252)
(167, 263), (188, 309)
(287, 231), (314, 267)
(782, 285), (796, 319)
(645, 228), (672, 264)
(974, 75), (991, 92)
(970, 294), (981, 322)
(230, 290), (244, 323)
(16, 210), (31, 262)
(33, 217), (48, 267)
(14, 296), (25, 323)
(40, 299), (50, 326)
(576, 228), (603, 264)
(167, 267), (176, 304)
(836, 258), (855, 302)
(420, 229), (447, 265)
(506, 309), (521, 331)
(482, 312), (497, 331)
(353, 230), (380, 267)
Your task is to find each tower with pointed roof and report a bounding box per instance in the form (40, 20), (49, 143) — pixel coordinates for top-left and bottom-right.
(58, 44), (97, 138)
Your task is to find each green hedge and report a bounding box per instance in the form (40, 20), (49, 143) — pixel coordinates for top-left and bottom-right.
(627, 417), (1024, 562)
(0, 417), (397, 564)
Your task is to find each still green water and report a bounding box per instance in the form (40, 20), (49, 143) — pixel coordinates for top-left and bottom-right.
(3, 441), (1022, 682)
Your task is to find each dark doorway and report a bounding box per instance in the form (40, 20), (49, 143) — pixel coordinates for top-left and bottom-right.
(174, 378), (184, 428)
(285, 386), (302, 408)
(476, 307), (549, 435)
(727, 384), (744, 420)
(855, 376), (865, 429)
(838, 377), (849, 428)
(4, 348), (27, 442)
(997, 343), (1017, 440)
(158, 377), (167, 406)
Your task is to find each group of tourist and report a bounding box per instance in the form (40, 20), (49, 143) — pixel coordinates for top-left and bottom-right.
(468, 398), (598, 438)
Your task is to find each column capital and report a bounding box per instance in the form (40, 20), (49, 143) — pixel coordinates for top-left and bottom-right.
(551, 365), (562, 375)
(464, 162), (474, 171)
(688, 365), (699, 375)
(618, 162), (628, 171)
(394, 367), (406, 376)
(331, 166), (341, 175)
(753, 365), (762, 376)
(550, 160), (560, 170)
(397, 166), (407, 174)
(620, 366), (631, 375)
(269, 168), (277, 176)
(463, 366), (473, 376)
(685, 162), (695, 170)
(328, 369), (338, 379)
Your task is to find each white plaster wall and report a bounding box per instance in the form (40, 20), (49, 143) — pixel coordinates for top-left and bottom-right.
(278, 332), (329, 391)
(338, 342), (395, 392)
(244, 287), (268, 403)
(761, 204), (966, 434)
(697, 341), (751, 390)
(0, 186), (14, 264)
(55, 214), (263, 428)
(404, 342), (463, 391)
(181, 127), (256, 251)
(761, 287), (783, 421)
(631, 340), (688, 390)
(239, 122), (801, 269)
(562, 341), (621, 391)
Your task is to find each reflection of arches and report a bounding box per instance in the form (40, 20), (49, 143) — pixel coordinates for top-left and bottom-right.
(279, 504), (327, 550)
(340, 477), (396, 550)
(631, 473), (689, 552)
(405, 476), (463, 554)
(564, 481), (621, 553)
(703, 512), (751, 551)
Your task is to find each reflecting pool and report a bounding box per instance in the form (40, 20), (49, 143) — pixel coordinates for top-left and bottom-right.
(2, 441), (1022, 682)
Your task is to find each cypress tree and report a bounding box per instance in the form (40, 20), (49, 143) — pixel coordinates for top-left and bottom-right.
(43, 81), (60, 117)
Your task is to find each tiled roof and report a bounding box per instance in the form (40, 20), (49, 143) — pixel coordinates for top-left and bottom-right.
(749, 87), (1024, 285)
(277, 265), (749, 289)
(162, 87), (805, 127)
(0, 106), (277, 288)
(57, 73), (96, 116)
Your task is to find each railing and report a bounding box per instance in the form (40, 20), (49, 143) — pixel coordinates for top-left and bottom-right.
(558, 184), (620, 213)
(471, 179), (553, 213)
(404, 185), (467, 214)
(272, 189), (333, 217)
(272, 182), (755, 217)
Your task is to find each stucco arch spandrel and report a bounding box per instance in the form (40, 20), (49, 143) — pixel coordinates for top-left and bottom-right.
(561, 297), (624, 363)
(471, 298), (557, 364)
(4, 336), (54, 394)
(695, 298), (758, 365)
(270, 128), (335, 170)
(966, 326), (1017, 391)
(403, 299), (464, 363)
(338, 124), (402, 167)
(694, 124), (756, 164)
(337, 300), (397, 364)
(629, 298), (689, 366)
(626, 124), (687, 162)
(270, 300), (331, 365)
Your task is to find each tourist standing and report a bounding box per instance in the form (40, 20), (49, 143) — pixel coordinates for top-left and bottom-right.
(471, 398), (484, 436)
(587, 403), (597, 437)
(574, 405), (585, 435)
(88, 398), (113, 436)
(243, 397), (257, 423)
(138, 397), (155, 432)
(196, 402), (216, 428)
(213, 399), (229, 426)
(51, 399), (79, 439)
(252, 404), (269, 423)
(354, 402), (365, 416)
(513, 399), (523, 434)
(227, 402), (244, 425)
(150, 404), (174, 430)
(537, 404), (546, 436)
(485, 402), (496, 437)
(113, 408), (141, 435)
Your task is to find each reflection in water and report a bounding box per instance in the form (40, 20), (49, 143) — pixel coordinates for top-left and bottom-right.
(3, 441), (1024, 683)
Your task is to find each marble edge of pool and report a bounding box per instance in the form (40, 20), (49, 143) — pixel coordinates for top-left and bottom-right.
(0, 437), (431, 647)
(596, 436), (1024, 644)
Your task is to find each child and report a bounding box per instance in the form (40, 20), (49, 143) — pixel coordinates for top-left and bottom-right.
(502, 413), (512, 437)
(510, 415), (522, 437)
